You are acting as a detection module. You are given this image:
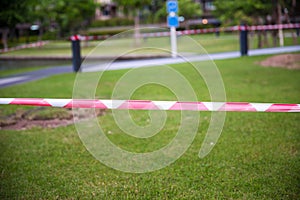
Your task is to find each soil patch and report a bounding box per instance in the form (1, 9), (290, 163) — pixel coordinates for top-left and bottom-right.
(0, 107), (105, 130)
(259, 53), (300, 69)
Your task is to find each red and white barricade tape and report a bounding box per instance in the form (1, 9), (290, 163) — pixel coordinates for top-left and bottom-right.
(0, 98), (299, 112)
(70, 35), (111, 41)
(0, 41), (49, 53)
(76, 23), (300, 41)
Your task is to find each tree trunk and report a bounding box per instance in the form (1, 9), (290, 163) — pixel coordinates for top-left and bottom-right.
(271, 0), (278, 46)
(277, 3), (284, 46)
(38, 25), (43, 42)
(292, 0), (298, 44)
(272, 30), (277, 46)
(263, 30), (269, 47)
(26, 29), (30, 44)
(284, 0), (298, 45)
(0, 28), (9, 50)
(256, 17), (263, 48)
(134, 8), (141, 47)
(257, 30), (262, 48)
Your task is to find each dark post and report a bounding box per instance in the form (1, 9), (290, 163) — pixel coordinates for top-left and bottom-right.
(71, 35), (81, 72)
(240, 24), (248, 56)
(215, 26), (220, 37)
(214, 20), (221, 37)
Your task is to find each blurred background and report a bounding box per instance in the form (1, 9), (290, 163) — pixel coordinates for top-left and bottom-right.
(0, 0), (299, 70)
(0, 0), (299, 48)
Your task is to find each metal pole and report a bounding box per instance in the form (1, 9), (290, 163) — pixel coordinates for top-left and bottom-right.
(170, 26), (177, 58)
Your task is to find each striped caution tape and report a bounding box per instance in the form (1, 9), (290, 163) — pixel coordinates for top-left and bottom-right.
(0, 98), (299, 112)
(74, 23), (300, 41)
(0, 41), (49, 53)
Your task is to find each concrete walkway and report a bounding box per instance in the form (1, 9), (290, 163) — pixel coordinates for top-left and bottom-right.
(0, 65), (72, 88)
(0, 46), (299, 88)
(83, 45), (300, 72)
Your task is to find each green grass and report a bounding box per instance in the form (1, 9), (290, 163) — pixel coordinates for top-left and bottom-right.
(0, 66), (51, 77)
(0, 32), (298, 58)
(0, 55), (300, 199)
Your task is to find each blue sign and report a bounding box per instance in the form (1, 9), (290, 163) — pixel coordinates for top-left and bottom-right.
(167, 0), (178, 13)
(167, 15), (179, 27)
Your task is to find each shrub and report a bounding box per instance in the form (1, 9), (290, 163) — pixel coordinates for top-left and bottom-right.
(90, 18), (134, 28)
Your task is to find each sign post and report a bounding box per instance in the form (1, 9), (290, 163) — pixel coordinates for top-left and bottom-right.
(167, 0), (179, 58)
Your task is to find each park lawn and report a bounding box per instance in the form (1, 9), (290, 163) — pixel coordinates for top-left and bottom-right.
(0, 35), (237, 58)
(0, 32), (298, 58)
(0, 66), (52, 78)
(0, 55), (299, 199)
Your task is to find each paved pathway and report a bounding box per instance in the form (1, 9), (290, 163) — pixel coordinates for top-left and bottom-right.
(0, 65), (72, 88)
(0, 46), (299, 88)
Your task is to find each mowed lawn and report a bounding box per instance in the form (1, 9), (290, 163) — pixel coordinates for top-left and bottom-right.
(0, 55), (299, 199)
(0, 31), (299, 58)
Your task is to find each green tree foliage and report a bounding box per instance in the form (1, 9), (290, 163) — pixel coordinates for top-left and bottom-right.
(0, 0), (96, 37)
(114, 0), (152, 17)
(213, 0), (273, 25)
(0, 0), (37, 48)
(113, 0), (152, 46)
(154, 0), (202, 23)
(42, 0), (96, 37)
(115, 0), (151, 8)
(0, 0), (36, 28)
(213, 0), (297, 47)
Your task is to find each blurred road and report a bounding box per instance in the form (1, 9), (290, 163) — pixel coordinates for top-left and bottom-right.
(0, 45), (299, 88)
(0, 65), (72, 88)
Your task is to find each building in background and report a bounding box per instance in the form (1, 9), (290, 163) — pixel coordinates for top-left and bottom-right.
(198, 0), (216, 19)
(95, 0), (117, 20)
(185, 0), (220, 29)
(93, 0), (220, 28)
